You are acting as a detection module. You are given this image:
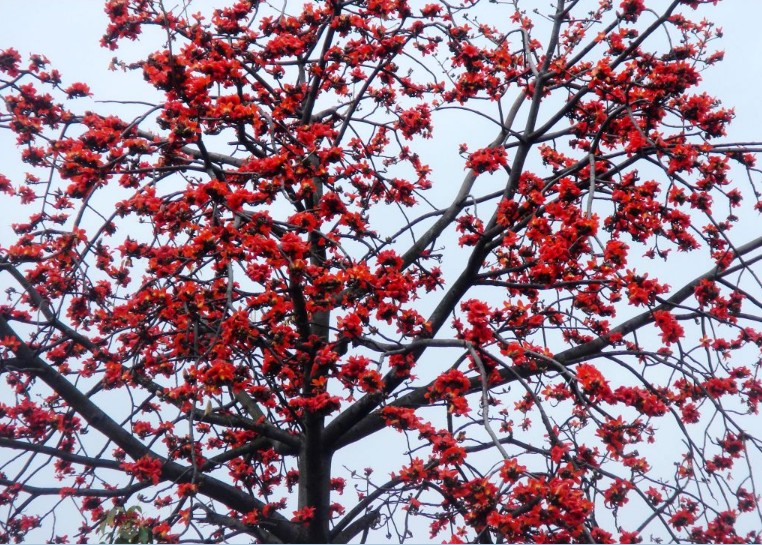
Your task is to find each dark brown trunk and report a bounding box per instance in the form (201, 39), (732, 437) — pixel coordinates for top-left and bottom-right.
(298, 413), (332, 543)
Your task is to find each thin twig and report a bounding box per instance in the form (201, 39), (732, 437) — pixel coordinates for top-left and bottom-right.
(465, 342), (509, 460)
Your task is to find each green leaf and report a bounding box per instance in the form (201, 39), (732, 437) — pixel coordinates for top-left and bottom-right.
(138, 526), (152, 543)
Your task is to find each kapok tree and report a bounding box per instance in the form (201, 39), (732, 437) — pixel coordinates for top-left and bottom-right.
(1, 0), (762, 542)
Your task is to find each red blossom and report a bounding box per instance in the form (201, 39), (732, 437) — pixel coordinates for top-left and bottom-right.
(64, 82), (91, 98)
(669, 508), (696, 529)
(620, 0), (645, 21)
(120, 456), (163, 484)
(466, 147), (507, 174)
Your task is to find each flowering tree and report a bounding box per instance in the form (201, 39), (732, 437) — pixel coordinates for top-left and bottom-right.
(1, 0), (762, 542)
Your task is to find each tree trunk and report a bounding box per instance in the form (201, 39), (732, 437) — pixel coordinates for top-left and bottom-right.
(298, 414), (332, 543)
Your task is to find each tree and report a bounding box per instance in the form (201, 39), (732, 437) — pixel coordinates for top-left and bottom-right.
(1, 0), (762, 542)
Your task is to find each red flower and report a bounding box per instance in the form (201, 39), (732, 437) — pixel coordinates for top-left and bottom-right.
(620, 0), (645, 21)
(291, 506), (316, 523)
(653, 310), (684, 344)
(0, 48), (22, 76)
(466, 147), (507, 174)
(121, 456), (163, 484)
(603, 479), (633, 507)
(177, 483), (198, 498)
(669, 508), (695, 529)
(575, 363), (612, 400)
(64, 82), (91, 98)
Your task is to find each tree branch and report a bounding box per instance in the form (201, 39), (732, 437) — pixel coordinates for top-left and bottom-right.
(329, 234), (762, 449)
(0, 316), (305, 544)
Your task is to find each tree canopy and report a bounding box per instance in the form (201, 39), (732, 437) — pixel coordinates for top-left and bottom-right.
(1, 0), (762, 542)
